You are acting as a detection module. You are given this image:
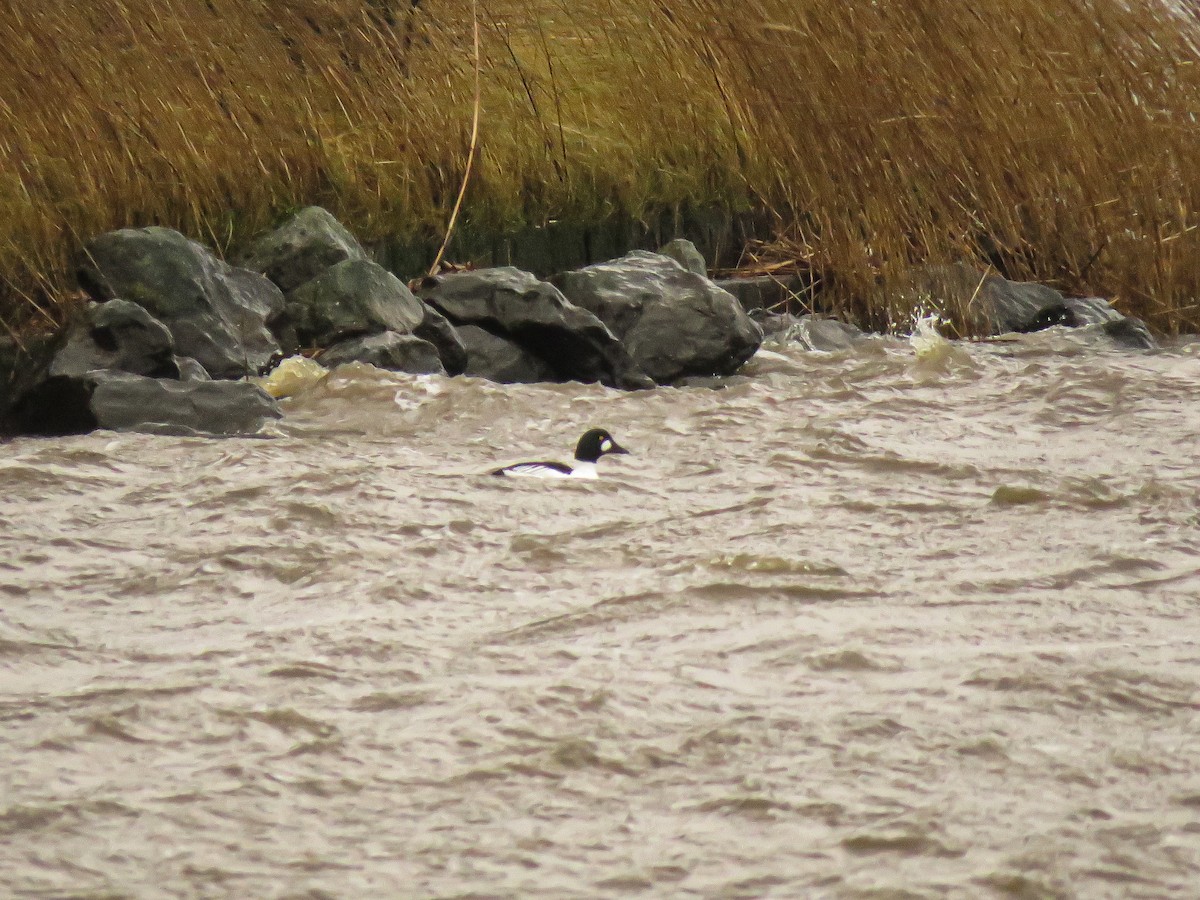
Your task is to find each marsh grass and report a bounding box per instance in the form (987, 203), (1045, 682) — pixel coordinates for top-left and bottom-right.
(2, 0), (1200, 335)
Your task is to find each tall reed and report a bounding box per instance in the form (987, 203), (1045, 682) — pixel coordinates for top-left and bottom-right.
(1, 0), (1199, 335)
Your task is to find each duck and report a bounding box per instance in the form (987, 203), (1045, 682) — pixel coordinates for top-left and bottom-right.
(492, 428), (630, 479)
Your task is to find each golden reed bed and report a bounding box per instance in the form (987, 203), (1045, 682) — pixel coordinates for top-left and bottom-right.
(3, 0), (1200, 334)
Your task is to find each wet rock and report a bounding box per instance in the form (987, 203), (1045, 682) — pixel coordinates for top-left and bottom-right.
(176, 356), (211, 382)
(416, 267), (652, 389)
(78, 226), (283, 378)
(1016, 297), (1125, 334)
(1100, 317), (1156, 350)
(0, 334), (59, 433)
(278, 259), (426, 352)
(413, 302), (468, 376)
(1014, 303), (1081, 333)
(238, 206), (369, 293)
(715, 274), (805, 313)
(10, 371), (280, 437)
(457, 324), (555, 384)
(658, 238), (707, 277)
(905, 263), (1151, 346)
(49, 300), (180, 379)
(752, 312), (865, 351)
(904, 263), (1060, 335)
(1063, 297), (1126, 326)
(552, 251), (763, 383)
(319, 332), (446, 375)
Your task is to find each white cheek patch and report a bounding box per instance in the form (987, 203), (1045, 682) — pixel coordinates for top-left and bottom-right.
(600, 439), (612, 452)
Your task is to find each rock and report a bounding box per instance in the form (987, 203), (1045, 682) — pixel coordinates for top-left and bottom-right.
(238, 206), (369, 293)
(904, 263), (1152, 346)
(658, 238), (707, 277)
(1062, 297), (1125, 326)
(413, 303), (468, 376)
(552, 251), (763, 383)
(415, 267), (652, 389)
(1013, 303), (1081, 333)
(9, 371), (281, 437)
(319, 332), (446, 374)
(1015, 297), (1125, 334)
(176, 357), (211, 382)
(278, 259), (425, 352)
(456, 324), (555, 384)
(753, 313), (865, 351)
(715, 274), (805, 313)
(1100, 317), (1156, 350)
(749, 309), (800, 339)
(0, 335), (56, 433)
(78, 226), (283, 378)
(49, 299), (180, 379)
(903, 263), (1062, 335)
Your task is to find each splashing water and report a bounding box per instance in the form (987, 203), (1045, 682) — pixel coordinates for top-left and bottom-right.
(254, 355), (328, 398)
(908, 312), (953, 362)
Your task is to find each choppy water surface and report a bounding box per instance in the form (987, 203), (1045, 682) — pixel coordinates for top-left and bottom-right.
(4, 328), (1200, 898)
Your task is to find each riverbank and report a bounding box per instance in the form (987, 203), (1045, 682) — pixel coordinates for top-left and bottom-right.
(0, 207), (1157, 439)
(3, 2), (1200, 335)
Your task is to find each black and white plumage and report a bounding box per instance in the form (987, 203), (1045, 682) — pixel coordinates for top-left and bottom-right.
(492, 428), (630, 479)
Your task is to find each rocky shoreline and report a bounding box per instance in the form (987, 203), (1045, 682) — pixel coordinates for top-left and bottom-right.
(0, 207), (1157, 438)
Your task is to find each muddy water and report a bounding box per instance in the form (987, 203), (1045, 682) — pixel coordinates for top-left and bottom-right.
(3, 328), (1200, 898)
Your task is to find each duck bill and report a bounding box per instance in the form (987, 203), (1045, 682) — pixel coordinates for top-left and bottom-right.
(610, 442), (630, 455)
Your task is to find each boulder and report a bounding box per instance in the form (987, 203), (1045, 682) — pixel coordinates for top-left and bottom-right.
(1099, 317), (1156, 350)
(278, 259), (425, 352)
(751, 311), (865, 351)
(1015, 297), (1127, 334)
(9, 371), (280, 437)
(78, 226), (283, 378)
(715, 274), (805, 313)
(904, 263), (1155, 347)
(413, 303), (468, 376)
(319, 332), (446, 374)
(0, 334), (58, 433)
(902, 263), (1059, 335)
(238, 206), (369, 293)
(415, 267), (652, 389)
(552, 251), (763, 383)
(456, 324), (555, 384)
(658, 238), (707, 277)
(48, 300), (180, 379)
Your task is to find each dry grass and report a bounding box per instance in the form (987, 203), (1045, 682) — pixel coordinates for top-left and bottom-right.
(2, 0), (1200, 335)
(686, 0), (1200, 332)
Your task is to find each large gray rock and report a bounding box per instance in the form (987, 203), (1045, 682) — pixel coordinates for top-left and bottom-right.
(78, 227), (283, 378)
(319, 332), (446, 375)
(49, 300), (181, 379)
(658, 238), (707, 277)
(904, 263), (1155, 347)
(278, 259), (425, 352)
(415, 267), (652, 389)
(413, 303), (468, 376)
(238, 206), (369, 293)
(10, 371), (280, 436)
(903, 264), (1058, 335)
(457, 324), (555, 384)
(552, 251), (763, 383)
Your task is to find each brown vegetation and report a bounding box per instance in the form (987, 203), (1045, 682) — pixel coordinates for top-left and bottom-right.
(2, 0), (1200, 336)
